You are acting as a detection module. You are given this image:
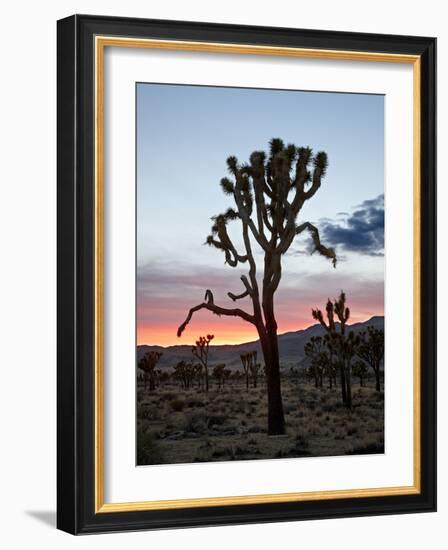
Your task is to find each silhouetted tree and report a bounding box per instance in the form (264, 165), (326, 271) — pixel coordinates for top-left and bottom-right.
(178, 139), (336, 434)
(249, 352), (262, 388)
(352, 360), (368, 387)
(191, 335), (214, 392)
(358, 327), (384, 391)
(173, 360), (195, 390)
(138, 351), (163, 392)
(193, 363), (204, 390)
(304, 336), (326, 388)
(240, 352), (253, 391)
(312, 292), (358, 408)
(212, 363), (226, 390)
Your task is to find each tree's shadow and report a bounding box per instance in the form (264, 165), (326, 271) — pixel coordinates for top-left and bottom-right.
(26, 510), (56, 528)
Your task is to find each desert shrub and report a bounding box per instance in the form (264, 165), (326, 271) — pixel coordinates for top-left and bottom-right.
(295, 433), (308, 447)
(137, 430), (164, 465)
(247, 424), (263, 433)
(186, 397), (205, 408)
(208, 414), (226, 427)
(321, 403), (334, 413)
(212, 445), (247, 460)
(183, 412), (209, 433)
(163, 391), (179, 401)
(138, 404), (162, 421)
(170, 399), (186, 412)
(283, 402), (296, 414)
(347, 425), (359, 436)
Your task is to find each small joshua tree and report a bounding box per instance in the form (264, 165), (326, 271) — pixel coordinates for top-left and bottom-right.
(352, 359), (368, 387)
(191, 334), (214, 392)
(358, 326), (384, 391)
(193, 363), (204, 390)
(312, 292), (358, 408)
(240, 351), (258, 391)
(212, 363), (226, 390)
(138, 351), (163, 392)
(178, 139), (336, 435)
(173, 360), (194, 390)
(304, 336), (326, 388)
(249, 352), (262, 388)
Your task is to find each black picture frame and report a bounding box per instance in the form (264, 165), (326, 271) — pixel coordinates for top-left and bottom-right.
(57, 14), (436, 534)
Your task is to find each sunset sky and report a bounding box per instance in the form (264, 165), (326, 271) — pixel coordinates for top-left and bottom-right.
(136, 84), (384, 346)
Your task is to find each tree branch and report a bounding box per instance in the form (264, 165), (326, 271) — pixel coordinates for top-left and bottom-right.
(228, 289), (250, 301)
(177, 289), (256, 337)
(295, 222), (337, 267)
(228, 275), (253, 301)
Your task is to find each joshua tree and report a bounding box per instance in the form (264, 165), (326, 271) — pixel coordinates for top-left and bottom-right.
(249, 353), (262, 388)
(212, 363), (226, 390)
(173, 360), (195, 390)
(240, 352), (253, 391)
(178, 139), (336, 435)
(312, 292), (358, 408)
(358, 327), (384, 391)
(138, 351), (163, 392)
(304, 336), (326, 388)
(352, 360), (368, 387)
(240, 351), (260, 389)
(191, 334), (214, 392)
(193, 363), (204, 390)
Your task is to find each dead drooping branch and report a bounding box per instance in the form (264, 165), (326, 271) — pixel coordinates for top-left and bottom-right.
(177, 289), (255, 337)
(295, 222), (337, 267)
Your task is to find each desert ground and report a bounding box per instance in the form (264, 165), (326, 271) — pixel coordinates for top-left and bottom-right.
(137, 373), (384, 465)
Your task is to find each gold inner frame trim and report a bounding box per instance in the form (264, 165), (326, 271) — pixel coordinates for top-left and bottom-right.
(94, 35), (421, 513)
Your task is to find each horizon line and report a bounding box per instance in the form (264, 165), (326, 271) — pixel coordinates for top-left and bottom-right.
(137, 314), (384, 349)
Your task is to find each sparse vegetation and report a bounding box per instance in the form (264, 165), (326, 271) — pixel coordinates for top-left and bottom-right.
(137, 366), (384, 465)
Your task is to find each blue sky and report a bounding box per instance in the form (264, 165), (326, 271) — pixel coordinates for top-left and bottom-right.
(136, 83), (384, 345)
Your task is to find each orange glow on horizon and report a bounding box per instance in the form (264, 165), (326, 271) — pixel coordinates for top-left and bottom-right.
(137, 309), (383, 347)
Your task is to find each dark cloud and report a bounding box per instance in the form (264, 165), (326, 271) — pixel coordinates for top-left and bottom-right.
(321, 194), (384, 256)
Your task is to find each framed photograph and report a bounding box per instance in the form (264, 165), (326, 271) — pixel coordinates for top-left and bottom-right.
(57, 14), (436, 534)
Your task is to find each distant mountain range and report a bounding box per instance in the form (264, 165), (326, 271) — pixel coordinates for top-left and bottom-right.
(137, 316), (384, 370)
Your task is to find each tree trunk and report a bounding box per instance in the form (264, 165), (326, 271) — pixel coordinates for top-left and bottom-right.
(375, 367), (381, 392)
(261, 331), (285, 435)
(339, 363), (347, 404)
(345, 361), (352, 409)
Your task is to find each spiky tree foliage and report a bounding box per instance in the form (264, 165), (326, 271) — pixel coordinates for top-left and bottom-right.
(191, 334), (214, 392)
(173, 360), (196, 390)
(138, 351), (163, 392)
(304, 336), (326, 388)
(358, 327), (384, 391)
(193, 363), (204, 390)
(352, 360), (368, 387)
(212, 363), (227, 390)
(249, 353), (262, 388)
(312, 292), (358, 408)
(240, 352), (254, 391)
(178, 139), (336, 435)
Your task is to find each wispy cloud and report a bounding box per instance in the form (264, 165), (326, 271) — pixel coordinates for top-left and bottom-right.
(137, 257), (384, 345)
